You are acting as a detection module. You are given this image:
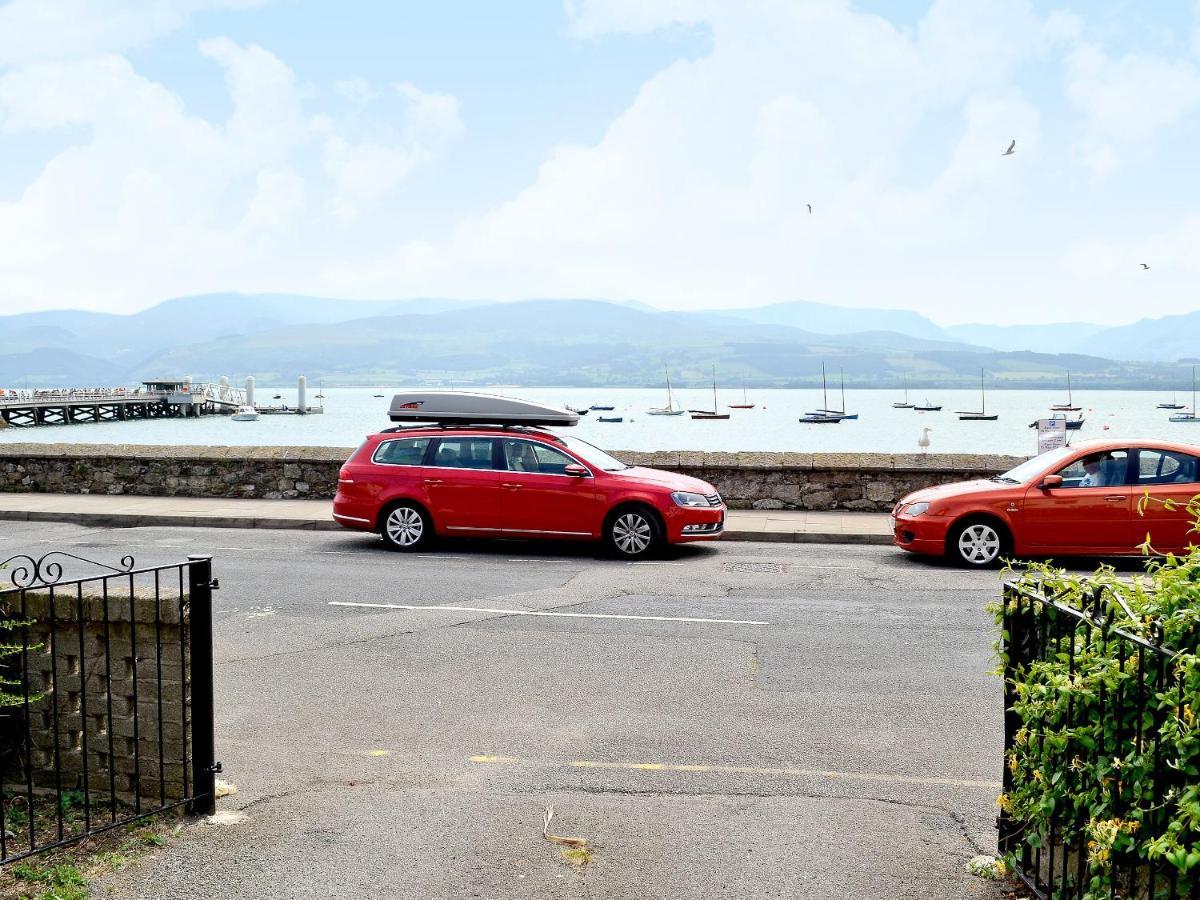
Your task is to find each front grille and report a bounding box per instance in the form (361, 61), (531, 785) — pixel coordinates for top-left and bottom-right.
(705, 493), (722, 507)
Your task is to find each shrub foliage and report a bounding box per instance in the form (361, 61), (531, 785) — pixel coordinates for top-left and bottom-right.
(998, 497), (1200, 898)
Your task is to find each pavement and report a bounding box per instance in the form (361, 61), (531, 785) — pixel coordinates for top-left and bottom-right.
(1, 519), (1007, 899)
(0, 492), (894, 544)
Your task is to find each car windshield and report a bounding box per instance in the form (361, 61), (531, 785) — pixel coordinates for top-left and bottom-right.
(558, 435), (629, 472)
(996, 446), (1078, 484)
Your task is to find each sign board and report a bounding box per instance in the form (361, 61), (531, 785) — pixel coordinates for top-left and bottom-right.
(1036, 418), (1068, 454)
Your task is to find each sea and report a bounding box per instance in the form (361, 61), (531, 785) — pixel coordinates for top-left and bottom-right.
(2, 387), (1198, 456)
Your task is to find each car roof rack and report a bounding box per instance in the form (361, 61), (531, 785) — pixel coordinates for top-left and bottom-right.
(379, 423), (559, 436)
(386, 391), (579, 427)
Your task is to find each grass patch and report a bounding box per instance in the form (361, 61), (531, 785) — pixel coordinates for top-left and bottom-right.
(560, 846), (594, 867)
(0, 818), (180, 899)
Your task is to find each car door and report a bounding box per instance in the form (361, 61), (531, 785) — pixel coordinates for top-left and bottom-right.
(498, 438), (599, 537)
(369, 436), (434, 507)
(424, 437), (503, 533)
(1130, 448), (1200, 554)
(1022, 449), (1133, 552)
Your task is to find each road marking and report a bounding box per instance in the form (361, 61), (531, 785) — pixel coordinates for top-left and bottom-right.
(368, 749), (390, 757)
(329, 601), (770, 626)
(568, 760), (998, 788)
(467, 755), (997, 789)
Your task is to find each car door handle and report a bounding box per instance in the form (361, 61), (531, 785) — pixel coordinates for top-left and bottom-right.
(502, 482), (522, 490)
(424, 478), (443, 485)
(1105, 496), (1124, 502)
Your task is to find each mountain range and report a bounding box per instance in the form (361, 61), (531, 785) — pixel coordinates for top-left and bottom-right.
(1, 293), (1197, 389)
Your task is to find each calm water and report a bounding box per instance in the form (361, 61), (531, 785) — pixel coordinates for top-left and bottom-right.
(2, 387), (1199, 456)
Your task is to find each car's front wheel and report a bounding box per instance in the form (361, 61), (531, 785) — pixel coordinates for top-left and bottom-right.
(380, 502), (433, 552)
(948, 518), (1008, 567)
(605, 507), (662, 560)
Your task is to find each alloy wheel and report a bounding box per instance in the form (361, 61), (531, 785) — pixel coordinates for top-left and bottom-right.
(958, 523), (1000, 565)
(386, 507), (425, 547)
(612, 513), (653, 556)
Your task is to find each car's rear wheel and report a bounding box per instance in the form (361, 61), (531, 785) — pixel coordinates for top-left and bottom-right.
(605, 507), (662, 559)
(948, 518), (1009, 567)
(380, 502), (433, 552)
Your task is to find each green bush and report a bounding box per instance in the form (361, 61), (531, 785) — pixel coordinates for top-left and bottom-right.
(997, 496), (1200, 898)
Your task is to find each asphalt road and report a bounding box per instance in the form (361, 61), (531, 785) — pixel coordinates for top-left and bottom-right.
(2, 522), (1013, 899)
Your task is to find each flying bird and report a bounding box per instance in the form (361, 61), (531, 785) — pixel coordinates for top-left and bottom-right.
(806, 203), (812, 214)
(1002, 140), (1016, 156)
(1140, 263), (1150, 270)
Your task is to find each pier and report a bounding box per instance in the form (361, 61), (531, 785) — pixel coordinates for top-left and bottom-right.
(0, 380), (238, 428)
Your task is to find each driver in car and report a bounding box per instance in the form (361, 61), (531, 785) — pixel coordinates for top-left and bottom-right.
(1078, 454), (1108, 487)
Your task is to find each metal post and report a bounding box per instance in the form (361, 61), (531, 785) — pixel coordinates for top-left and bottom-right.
(187, 555), (217, 815)
(997, 583), (1023, 854)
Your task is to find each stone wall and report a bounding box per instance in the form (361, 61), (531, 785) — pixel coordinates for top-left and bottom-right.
(11, 585), (189, 807)
(0, 442), (1027, 512)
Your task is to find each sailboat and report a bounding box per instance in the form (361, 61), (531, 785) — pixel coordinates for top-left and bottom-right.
(692, 366), (731, 420)
(1157, 390), (1186, 410)
(893, 374), (915, 409)
(646, 370), (686, 416)
(800, 363), (842, 424)
(914, 398), (942, 412)
(816, 367), (858, 420)
(1050, 370), (1080, 411)
(957, 369), (998, 421)
(728, 375), (755, 410)
(1169, 367), (1200, 423)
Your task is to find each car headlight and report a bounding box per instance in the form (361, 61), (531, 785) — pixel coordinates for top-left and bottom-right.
(904, 501), (930, 517)
(671, 491), (710, 508)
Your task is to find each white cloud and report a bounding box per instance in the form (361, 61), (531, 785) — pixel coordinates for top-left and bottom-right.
(329, 0), (1059, 316)
(1065, 43), (1200, 175)
(0, 0), (266, 67)
(320, 81), (462, 222)
(0, 39), (460, 311)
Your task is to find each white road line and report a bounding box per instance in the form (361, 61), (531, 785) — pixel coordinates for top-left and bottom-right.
(329, 601), (770, 626)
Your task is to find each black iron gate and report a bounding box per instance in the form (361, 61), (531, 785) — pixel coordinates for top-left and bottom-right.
(0, 552), (218, 864)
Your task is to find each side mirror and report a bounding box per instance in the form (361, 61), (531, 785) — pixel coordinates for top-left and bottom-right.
(1040, 474), (1063, 490)
(563, 464), (589, 478)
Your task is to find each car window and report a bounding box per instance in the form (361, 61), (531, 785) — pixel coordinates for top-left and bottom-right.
(1136, 449), (1200, 485)
(502, 439), (578, 475)
(1055, 450), (1128, 489)
(431, 438), (497, 470)
(373, 437), (431, 466)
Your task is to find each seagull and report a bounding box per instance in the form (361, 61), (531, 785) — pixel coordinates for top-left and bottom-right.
(806, 203), (812, 214)
(1140, 263), (1150, 270)
(918, 426), (932, 455)
(1002, 139), (1016, 156)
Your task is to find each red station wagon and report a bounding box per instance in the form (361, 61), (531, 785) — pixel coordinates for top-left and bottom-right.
(333, 394), (725, 558)
(893, 438), (1200, 567)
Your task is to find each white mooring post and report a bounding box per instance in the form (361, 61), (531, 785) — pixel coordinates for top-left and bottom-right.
(297, 375), (307, 415)
(245, 375), (255, 408)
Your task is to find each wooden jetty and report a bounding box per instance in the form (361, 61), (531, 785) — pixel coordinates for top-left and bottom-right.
(0, 380), (237, 428)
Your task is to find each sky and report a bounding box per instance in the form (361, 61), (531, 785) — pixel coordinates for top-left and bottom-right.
(1, 0), (1199, 326)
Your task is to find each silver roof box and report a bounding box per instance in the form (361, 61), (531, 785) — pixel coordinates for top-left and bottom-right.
(388, 391), (579, 427)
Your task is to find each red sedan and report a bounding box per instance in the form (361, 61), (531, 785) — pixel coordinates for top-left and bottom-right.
(893, 439), (1200, 566)
(333, 426), (726, 558)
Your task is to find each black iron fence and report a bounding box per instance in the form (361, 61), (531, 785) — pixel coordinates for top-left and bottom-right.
(0, 552), (218, 864)
(998, 580), (1198, 899)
